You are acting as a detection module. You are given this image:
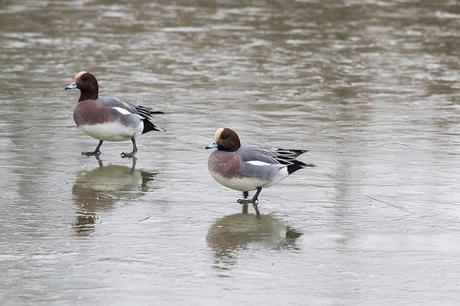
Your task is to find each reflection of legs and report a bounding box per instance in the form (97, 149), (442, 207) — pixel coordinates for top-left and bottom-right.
(252, 188), (262, 216)
(130, 156), (137, 173)
(238, 187), (262, 216)
(121, 137), (137, 158)
(253, 204), (260, 217)
(82, 140), (103, 156)
(95, 154), (103, 167)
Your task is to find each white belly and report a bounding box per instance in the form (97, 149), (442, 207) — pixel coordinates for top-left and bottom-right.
(209, 165), (290, 192)
(79, 121), (143, 141)
(209, 170), (269, 192)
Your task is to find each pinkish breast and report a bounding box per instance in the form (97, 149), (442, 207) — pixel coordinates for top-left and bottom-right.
(73, 99), (113, 126)
(208, 150), (241, 178)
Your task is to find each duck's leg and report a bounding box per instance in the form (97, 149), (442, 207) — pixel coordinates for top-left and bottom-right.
(241, 191), (249, 213)
(121, 137), (137, 158)
(82, 140), (103, 156)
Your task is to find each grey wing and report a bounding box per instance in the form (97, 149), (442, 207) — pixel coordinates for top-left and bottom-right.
(99, 96), (139, 115)
(238, 143), (308, 165)
(106, 97), (165, 132)
(101, 96), (163, 118)
(115, 97), (164, 118)
(98, 97), (143, 128)
(115, 99), (164, 133)
(237, 144), (280, 164)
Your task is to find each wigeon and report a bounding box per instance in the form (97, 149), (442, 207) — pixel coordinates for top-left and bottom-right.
(206, 127), (314, 215)
(65, 71), (164, 158)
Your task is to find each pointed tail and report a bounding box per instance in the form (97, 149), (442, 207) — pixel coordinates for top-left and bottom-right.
(287, 160), (315, 174)
(142, 119), (165, 133)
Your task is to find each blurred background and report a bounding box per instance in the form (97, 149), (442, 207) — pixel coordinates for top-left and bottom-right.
(1, 0), (460, 304)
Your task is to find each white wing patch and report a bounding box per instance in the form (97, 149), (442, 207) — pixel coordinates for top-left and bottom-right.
(113, 107), (133, 115)
(247, 160), (272, 166)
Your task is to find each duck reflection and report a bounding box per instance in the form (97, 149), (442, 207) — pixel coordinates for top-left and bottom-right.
(207, 213), (302, 267)
(72, 157), (156, 236)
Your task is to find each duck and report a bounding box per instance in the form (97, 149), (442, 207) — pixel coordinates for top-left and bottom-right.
(206, 127), (314, 215)
(65, 71), (164, 158)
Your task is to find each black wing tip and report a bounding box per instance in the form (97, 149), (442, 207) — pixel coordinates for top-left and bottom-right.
(287, 160), (315, 174)
(277, 149), (308, 155)
(135, 105), (165, 115)
(293, 149), (308, 155)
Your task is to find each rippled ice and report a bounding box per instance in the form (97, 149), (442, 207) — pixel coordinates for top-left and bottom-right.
(1, 0), (460, 305)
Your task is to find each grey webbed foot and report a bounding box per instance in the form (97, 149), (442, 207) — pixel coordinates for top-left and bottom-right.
(237, 187), (262, 205)
(237, 198), (257, 205)
(122, 137), (138, 159)
(82, 140), (103, 157)
(237, 199), (260, 216)
(82, 150), (101, 157)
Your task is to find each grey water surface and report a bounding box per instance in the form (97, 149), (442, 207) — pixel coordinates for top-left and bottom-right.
(1, 0), (460, 305)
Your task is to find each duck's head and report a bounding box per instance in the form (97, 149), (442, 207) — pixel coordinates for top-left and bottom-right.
(206, 127), (241, 152)
(65, 71), (98, 100)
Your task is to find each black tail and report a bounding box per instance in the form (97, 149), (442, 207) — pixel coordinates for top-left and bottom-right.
(142, 119), (165, 133)
(287, 160), (315, 174)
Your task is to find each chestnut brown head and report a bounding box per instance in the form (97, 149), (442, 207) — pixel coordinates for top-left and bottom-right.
(206, 128), (241, 152)
(65, 71), (99, 101)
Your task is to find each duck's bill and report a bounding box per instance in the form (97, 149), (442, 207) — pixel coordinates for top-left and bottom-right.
(205, 141), (218, 149)
(65, 82), (78, 90)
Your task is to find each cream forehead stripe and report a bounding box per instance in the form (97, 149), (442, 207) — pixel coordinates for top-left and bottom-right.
(214, 128), (225, 141)
(74, 71), (88, 81)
